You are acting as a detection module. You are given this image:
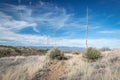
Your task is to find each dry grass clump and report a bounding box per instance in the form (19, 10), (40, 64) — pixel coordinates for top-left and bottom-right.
(61, 49), (120, 80)
(0, 56), (46, 80)
(0, 49), (11, 57)
(83, 47), (102, 61)
(0, 48), (120, 80)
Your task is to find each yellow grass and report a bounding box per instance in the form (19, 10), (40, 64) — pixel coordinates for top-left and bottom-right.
(0, 49), (120, 80)
(0, 56), (46, 80)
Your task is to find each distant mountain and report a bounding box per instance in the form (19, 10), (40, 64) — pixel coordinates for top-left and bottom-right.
(30, 46), (85, 51)
(0, 45), (85, 51)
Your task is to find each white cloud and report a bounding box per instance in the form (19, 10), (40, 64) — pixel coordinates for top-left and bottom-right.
(0, 2), (72, 31)
(52, 38), (120, 48)
(88, 39), (120, 48)
(99, 30), (120, 34)
(0, 31), (119, 48)
(0, 25), (119, 48)
(0, 2), (119, 48)
(0, 11), (37, 32)
(0, 2), (73, 46)
(0, 2), (99, 32)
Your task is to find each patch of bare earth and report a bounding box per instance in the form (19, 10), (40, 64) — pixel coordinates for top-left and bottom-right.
(32, 60), (66, 80)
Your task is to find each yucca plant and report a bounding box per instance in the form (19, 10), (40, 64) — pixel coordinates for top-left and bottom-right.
(83, 47), (102, 61)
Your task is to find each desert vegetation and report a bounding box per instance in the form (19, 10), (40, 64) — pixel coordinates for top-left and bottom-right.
(0, 46), (120, 80)
(47, 48), (66, 60)
(83, 47), (102, 61)
(72, 51), (80, 55)
(0, 45), (48, 57)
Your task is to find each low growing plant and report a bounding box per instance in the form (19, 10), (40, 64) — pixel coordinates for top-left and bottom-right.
(83, 47), (102, 61)
(47, 48), (65, 60)
(72, 51), (80, 55)
(0, 49), (11, 57)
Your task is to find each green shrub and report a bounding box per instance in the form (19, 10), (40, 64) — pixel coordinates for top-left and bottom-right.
(47, 48), (64, 60)
(14, 48), (22, 53)
(83, 47), (102, 61)
(72, 51), (80, 55)
(0, 49), (11, 57)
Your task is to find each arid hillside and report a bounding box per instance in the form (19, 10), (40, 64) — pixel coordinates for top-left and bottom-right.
(0, 46), (120, 80)
(0, 45), (48, 57)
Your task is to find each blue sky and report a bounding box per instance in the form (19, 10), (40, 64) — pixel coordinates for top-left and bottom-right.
(0, 0), (120, 48)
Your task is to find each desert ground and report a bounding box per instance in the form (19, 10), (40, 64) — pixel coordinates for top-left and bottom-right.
(0, 46), (120, 80)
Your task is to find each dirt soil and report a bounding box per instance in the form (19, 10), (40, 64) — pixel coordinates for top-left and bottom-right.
(32, 60), (66, 80)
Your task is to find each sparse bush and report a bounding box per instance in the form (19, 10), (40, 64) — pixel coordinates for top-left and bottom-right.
(14, 48), (22, 53)
(47, 48), (64, 60)
(0, 49), (11, 57)
(83, 47), (102, 61)
(100, 47), (111, 51)
(72, 51), (80, 55)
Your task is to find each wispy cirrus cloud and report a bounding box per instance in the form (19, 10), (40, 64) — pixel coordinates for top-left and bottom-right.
(0, 1), (119, 48)
(0, 1), (100, 33)
(0, 2), (72, 32)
